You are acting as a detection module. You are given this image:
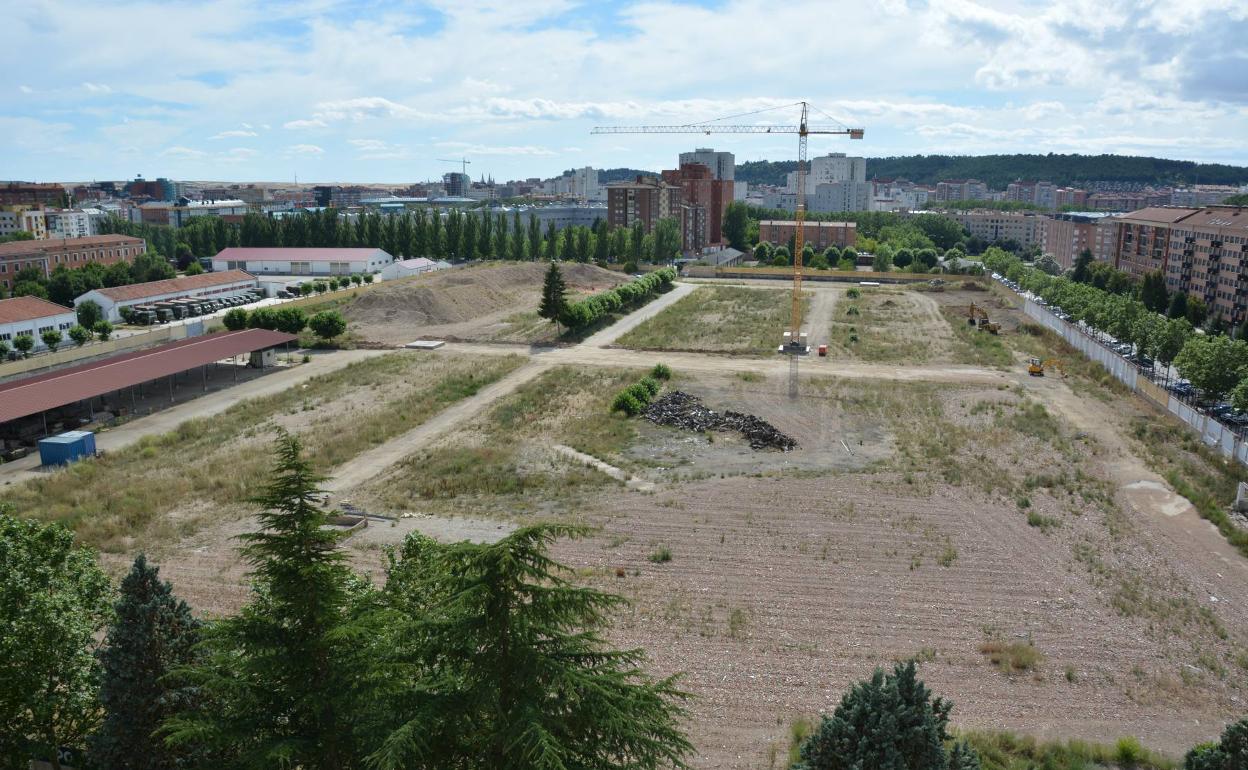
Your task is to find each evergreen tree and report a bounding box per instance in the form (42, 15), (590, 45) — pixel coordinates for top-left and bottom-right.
(163, 433), (377, 769)
(369, 525), (692, 770)
(494, 213), (509, 258)
(1072, 249), (1094, 283)
(593, 219), (610, 263)
(512, 211), (527, 260)
(630, 220), (646, 262)
(528, 213), (542, 261)
(91, 555), (201, 770)
(1168, 290), (1189, 320)
(795, 661), (974, 770)
(1140, 269), (1169, 313)
(538, 261), (569, 326)
(545, 220), (559, 259)
(462, 212), (478, 260)
(1183, 717), (1248, 770)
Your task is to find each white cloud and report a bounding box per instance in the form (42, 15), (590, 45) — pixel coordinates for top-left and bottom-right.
(284, 118), (328, 130)
(287, 143), (325, 156)
(18, 85), (33, 94)
(81, 81), (112, 94)
(436, 141), (557, 157)
(160, 145), (208, 159)
(210, 129), (258, 139)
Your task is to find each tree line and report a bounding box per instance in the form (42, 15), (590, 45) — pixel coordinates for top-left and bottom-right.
(3, 432), (1245, 768)
(102, 208), (686, 265)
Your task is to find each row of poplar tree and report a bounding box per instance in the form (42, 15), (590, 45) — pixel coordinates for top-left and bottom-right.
(102, 208), (685, 264)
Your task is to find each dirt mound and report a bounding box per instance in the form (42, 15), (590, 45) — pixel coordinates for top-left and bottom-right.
(642, 390), (798, 451)
(346, 262), (625, 327)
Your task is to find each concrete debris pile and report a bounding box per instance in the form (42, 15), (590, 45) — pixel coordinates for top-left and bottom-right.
(642, 391), (797, 451)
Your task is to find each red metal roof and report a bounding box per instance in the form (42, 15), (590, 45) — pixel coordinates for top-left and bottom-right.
(0, 296), (74, 324)
(0, 329), (296, 423)
(92, 269), (256, 302)
(215, 247), (390, 262)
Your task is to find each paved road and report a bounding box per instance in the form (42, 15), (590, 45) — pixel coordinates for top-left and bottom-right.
(0, 349), (384, 486)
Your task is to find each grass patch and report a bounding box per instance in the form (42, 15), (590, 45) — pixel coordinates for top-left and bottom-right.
(979, 637), (1043, 672)
(3, 352), (524, 550)
(959, 730), (1176, 770)
(617, 285), (805, 354)
(826, 290), (937, 363)
(1026, 511), (1060, 532)
(943, 306), (1012, 367)
(649, 546), (672, 563)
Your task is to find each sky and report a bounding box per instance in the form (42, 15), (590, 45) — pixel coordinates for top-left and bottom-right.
(5, 0), (1248, 184)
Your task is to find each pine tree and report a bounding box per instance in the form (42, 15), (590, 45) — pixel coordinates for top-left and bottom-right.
(528, 214), (543, 261)
(795, 660), (976, 770)
(91, 555), (201, 770)
(369, 525), (692, 770)
(163, 432), (377, 769)
(538, 261), (569, 325)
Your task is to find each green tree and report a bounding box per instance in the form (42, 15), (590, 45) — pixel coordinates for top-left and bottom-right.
(794, 660), (976, 770)
(892, 248), (914, 268)
(42, 329), (63, 352)
(91, 555), (202, 770)
(723, 202), (749, 250)
(94, 320), (114, 342)
(309, 310), (347, 341)
(653, 218), (681, 263)
(275, 307), (308, 335)
(1072, 249), (1094, 283)
(76, 299), (103, 329)
(13, 280), (48, 299)
(538, 261), (569, 327)
(1140, 270), (1169, 313)
(0, 508), (112, 770)
(68, 325), (92, 347)
(1168, 290), (1189, 320)
(911, 213), (967, 250)
(13, 333), (34, 358)
(1173, 334), (1248, 399)
(185, 261), (204, 275)
(223, 307), (250, 331)
(369, 524), (693, 770)
(163, 433), (375, 768)
(1183, 718), (1248, 770)
(871, 251), (892, 272)
(1186, 295), (1209, 328)
(753, 242), (773, 263)
(772, 246), (791, 266)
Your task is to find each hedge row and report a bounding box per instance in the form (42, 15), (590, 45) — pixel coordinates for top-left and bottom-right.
(560, 268), (676, 330)
(611, 376), (662, 417)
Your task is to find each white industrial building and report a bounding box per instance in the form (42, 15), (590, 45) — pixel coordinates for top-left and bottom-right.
(679, 148), (735, 181)
(0, 296), (77, 351)
(379, 257), (450, 281)
(212, 247), (393, 276)
(786, 153), (866, 194)
(76, 270), (260, 322)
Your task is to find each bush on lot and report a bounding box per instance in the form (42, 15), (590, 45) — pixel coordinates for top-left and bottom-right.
(275, 308), (307, 335)
(41, 329), (63, 352)
(223, 308), (249, 331)
(247, 308), (280, 331)
(611, 391), (644, 416)
(68, 325), (92, 347)
(13, 334), (33, 357)
(309, 310), (347, 341)
(94, 321), (113, 342)
(350, 274), (363, 285)
(638, 376), (661, 398)
(558, 267), (676, 331)
(651, 363), (672, 381)
(847, 288), (861, 299)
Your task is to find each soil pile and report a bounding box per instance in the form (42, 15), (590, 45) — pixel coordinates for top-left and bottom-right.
(346, 262), (626, 327)
(642, 391), (798, 451)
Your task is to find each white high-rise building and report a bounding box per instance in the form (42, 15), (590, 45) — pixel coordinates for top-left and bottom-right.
(570, 167), (603, 201)
(679, 148), (735, 181)
(787, 152), (866, 194)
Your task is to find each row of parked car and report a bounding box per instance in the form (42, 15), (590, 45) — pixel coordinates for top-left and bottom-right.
(127, 290), (266, 325)
(991, 272), (1248, 430)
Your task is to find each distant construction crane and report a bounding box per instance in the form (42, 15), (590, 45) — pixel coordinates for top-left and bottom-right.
(592, 101), (864, 396)
(437, 157), (472, 175)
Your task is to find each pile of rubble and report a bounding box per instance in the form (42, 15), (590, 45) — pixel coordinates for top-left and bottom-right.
(642, 391), (797, 451)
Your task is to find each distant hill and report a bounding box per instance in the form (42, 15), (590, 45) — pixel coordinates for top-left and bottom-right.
(598, 168), (659, 184)
(733, 154), (1248, 189)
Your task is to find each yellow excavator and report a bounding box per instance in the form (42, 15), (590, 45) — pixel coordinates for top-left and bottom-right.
(967, 302), (1000, 334)
(1027, 357), (1066, 377)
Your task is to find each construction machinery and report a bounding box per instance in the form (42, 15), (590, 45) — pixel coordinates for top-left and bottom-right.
(1027, 358), (1066, 377)
(967, 302), (999, 334)
(593, 102), (864, 396)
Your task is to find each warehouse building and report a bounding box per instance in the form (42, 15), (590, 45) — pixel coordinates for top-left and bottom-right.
(75, 270), (259, 322)
(0, 296), (77, 351)
(378, 257), (449, 281)
(212, 247), (393, 276)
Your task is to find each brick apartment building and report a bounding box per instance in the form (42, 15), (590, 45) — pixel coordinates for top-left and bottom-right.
(758, 220), (857, 251)
(934, 179), (988, 202)
(661, 163), (734, 249)
(0, 234), (146, 292)
(0, 182), (66, 207)
(1039, 212), (1118, 270)
(606, 175), (684, 234)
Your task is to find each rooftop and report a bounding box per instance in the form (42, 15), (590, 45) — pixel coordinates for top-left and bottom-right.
(0, 296), (75, 324)
(0, 233), (143, 257)
(215, 247), (392, 262)
(91, 269), (256, 302)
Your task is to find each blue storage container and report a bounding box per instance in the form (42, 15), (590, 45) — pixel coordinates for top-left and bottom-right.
(38, 431), (96, 467)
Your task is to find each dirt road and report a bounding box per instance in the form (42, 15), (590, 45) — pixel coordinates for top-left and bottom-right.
(801, 286), (842, 350)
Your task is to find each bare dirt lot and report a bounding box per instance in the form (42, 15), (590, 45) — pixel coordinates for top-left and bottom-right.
(339, 261), (626, 345)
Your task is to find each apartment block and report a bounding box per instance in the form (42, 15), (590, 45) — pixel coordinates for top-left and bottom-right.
(679, 148), (734, 181)
(757, 220), (857, 251)
(140, 199), (248, 228)
(934, 179), (988, 202)
(1160, 207), (1248, 323)
(662, 163), (734, 249)
(606, 176), (683, 234)
(0, 234), (146, 291)
(0, 182), (65, 206)
(1114, 207), (1195, 281)
(944, 210), (1041, 247)
(1040, 212), (1117, 270)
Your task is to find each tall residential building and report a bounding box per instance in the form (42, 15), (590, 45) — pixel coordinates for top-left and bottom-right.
(0, 182), (66, 206)
(934, 179), (989, 202)
(809, 181), (870, 213)
(124, 176), (177, 201)
(1039, 212), (1115, 270)
(1055, 188), (1088, 208)
(1170, 187), (1241, 207)
(662, 163), (734, 248)
(1006, 180), (1058, 209)
(606, 176), (683, 235)
(786, 153), (865, 193)
(679, 148), (735, 181)
(443, 172), (470, 197)
(1114, 206), (1248, 322)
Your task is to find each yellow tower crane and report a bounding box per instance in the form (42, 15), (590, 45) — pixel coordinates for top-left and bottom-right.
(592, 102), (864, 395)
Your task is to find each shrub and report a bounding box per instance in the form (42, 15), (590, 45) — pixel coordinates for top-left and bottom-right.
(0, 340), (8, 358)
(350, 274), (363, 285)
(247, 307), (281, 330)
(13, 334), (34, 357)
(648, 547), (672, 563)
(363, 273), (374, 283)
(94, 320), (113, 342)
(847, 288), (861, 299)
(300, 283), (315, 296)
(625, 382), (653, 404)
(309, 310), (347, 340)
(118, 306), (135, 323)
(314, 281), (329, 293)
(846, 306), (860, 316)
(222, 307), (250, 331)
(651, 363), (672, 380)
(41, 329), (63, 352)
(611, 391), (644, 416)
(68, 325), (92, 347)
(558, 267), (675, 330)
(638, 376), (661, 397)
(1115, 736), (1144, 768)
(275, 307), (307, 335)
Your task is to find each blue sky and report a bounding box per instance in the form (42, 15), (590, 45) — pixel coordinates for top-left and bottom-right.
(5, 0), (1247, 184)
